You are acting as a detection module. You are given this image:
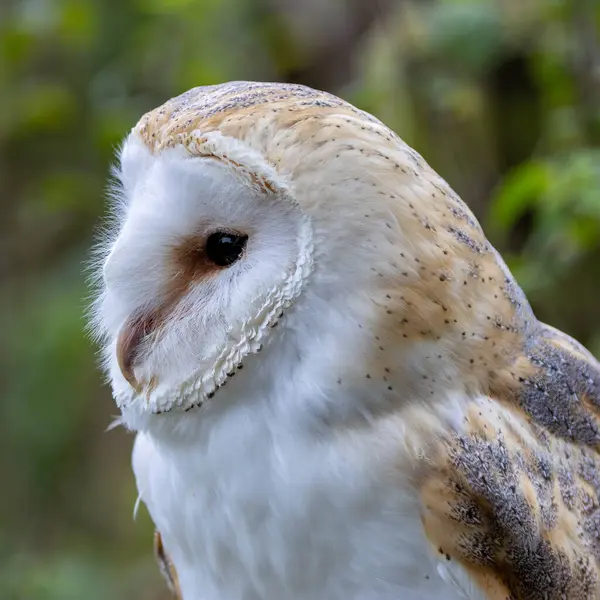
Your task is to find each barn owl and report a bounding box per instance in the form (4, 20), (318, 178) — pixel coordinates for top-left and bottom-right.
(91, 82), (600, 600)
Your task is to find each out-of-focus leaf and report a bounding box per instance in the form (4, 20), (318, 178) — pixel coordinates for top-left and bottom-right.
(550, 151), (600, 217)
(488, 161), (550, 231)
(177, 56), (226, 90)
(567, 218), (600, 250)
(4, 286), (91, 445)
(33, 171), (97, 212)
(0, 555), (115, 600)
(57, 0), (97, 48)
(425, 2), (505, 73)
(0, 26), (33, 66)
(138, 0), (220, 16)
(18, 83), (76, 132)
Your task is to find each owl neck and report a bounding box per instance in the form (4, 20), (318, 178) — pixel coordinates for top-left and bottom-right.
(121, 324), (479, 446)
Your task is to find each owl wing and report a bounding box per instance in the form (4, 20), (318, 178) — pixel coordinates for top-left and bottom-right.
(154, 530), (183, 599)
(418, 323), (600, 599)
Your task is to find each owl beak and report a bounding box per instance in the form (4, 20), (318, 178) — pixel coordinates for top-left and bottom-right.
(116, 310), (157, 394)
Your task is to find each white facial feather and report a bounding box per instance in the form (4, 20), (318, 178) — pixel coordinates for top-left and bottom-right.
(95, 131), (314, 422)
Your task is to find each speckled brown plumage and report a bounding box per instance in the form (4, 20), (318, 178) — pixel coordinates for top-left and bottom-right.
(130, 82), (600, 599)
(421, 395), (600, 599)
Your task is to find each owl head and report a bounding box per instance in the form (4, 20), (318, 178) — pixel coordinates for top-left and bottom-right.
(91, 82), (536, 429)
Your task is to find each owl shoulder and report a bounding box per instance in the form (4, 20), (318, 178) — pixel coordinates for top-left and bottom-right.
(417, 329), (600, 599)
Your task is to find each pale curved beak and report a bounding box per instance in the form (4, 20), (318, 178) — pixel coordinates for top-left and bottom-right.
(116, 310), (158, 394)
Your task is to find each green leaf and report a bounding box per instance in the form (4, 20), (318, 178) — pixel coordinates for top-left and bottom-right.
(488, 161), (550, 232)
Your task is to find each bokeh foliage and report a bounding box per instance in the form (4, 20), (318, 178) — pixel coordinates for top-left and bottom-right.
(0, 0), (598, 597)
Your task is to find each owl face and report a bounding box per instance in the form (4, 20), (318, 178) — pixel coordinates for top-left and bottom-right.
(94, 82), (530, 426)
(95, 131), (315, 416)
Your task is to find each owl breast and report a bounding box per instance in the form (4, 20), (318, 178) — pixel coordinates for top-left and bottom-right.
(132, 381), (467, 600)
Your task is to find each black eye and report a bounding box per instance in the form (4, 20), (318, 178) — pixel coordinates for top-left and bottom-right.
(205, 231), (248, 267)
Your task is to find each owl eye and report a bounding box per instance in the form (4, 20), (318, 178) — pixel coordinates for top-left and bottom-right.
(205, 231), (248, 267)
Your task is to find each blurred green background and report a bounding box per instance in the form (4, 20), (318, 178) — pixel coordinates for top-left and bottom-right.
(0, 0), (599, 598)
